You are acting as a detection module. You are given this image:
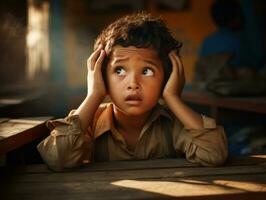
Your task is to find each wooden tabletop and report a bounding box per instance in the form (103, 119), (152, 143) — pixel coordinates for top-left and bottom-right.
(0, 116), (52, 155)
(1, 155), (266, 200)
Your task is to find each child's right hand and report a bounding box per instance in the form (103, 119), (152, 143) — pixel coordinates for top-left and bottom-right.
(86, 44), (106, 99)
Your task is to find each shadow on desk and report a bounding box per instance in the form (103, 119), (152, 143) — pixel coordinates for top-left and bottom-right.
(1, 156), (266, 200)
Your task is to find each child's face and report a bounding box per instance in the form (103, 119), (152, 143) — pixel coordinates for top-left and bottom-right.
(106, 45), (164, 117)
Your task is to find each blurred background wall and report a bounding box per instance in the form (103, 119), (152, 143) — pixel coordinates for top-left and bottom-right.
(0, 0), (264, 109)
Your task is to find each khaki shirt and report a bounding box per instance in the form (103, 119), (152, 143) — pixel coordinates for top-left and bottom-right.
(37, 103), (228, 170)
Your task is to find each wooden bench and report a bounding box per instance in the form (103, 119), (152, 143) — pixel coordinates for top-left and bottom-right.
(1, 155), (265, 200)
(0, 117), (52, 155)
(182, 90), (266, 121)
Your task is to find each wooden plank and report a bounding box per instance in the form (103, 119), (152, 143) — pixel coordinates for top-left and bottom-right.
(182, 91), (217, 106)
(0, 118), (10, 123)
(226, 155), (266, 166)
(5, 159), (195, 174)
(7, 155), (266, 174)
(1, 156), (266, 200)
(1, 174), (266, 200)
(182, 91), (266, 114)
(4, 164), (266, 183)
(0, 117), (52, 155)
(0, 120), (41, 138)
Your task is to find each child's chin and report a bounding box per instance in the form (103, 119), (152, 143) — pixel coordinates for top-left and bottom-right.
(123, 107), (151, 117)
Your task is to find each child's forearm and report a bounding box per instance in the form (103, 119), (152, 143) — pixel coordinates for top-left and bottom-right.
(165, 95), (203, 129)
(163, 51), (203, 129)
(73, 45), (106, 132)
(73, 94), (104, 132)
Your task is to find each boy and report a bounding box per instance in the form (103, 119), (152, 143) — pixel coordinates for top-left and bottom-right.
(38, 12), (228, 170)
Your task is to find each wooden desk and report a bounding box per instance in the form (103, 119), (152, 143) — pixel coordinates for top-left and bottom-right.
(182, 90), (266, 120)
(1, 155), (265, 200)
(0, 117), (52, 155)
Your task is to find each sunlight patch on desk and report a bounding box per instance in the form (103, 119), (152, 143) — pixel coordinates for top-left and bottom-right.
(111, 179), (247, 197)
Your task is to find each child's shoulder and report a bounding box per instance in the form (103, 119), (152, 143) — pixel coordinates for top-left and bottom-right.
(91, 103), (112, 129)
(95, 102), (112, 115)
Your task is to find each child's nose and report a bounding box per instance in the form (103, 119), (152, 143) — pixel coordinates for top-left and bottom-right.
(127, 73), (140, 91)
(127, 82), (140, 90)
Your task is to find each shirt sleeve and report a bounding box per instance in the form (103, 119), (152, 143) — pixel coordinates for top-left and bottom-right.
(37, 110), (93, 171)
(173, 115), (228, 166)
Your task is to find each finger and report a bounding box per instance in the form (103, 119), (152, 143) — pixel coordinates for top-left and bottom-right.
(87, 44), (103, 70)
(169, 52), (179, 75)
(174, 54), (186, 93)
(172, 52), (185, 81)
(176, 55), (185, 83)
(177, 56), (185, 85)
(170, 52), (185, 94)
(175, 54), (183, 68)
(95, 50), (106, 72)
(172, 52), (183, 74)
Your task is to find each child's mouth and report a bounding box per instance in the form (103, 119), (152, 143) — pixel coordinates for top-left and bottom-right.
(125, 95), (142, 105)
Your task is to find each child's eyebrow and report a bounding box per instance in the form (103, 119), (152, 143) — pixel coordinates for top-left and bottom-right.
(143, 59), (160, 68)
(111, 56), (161, 68)
(112, 57), (129, 64)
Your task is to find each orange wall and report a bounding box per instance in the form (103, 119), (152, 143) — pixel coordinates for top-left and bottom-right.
(160, 0), (216, 82)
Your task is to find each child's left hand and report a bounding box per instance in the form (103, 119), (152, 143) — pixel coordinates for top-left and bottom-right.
(163, 50), (185, 99)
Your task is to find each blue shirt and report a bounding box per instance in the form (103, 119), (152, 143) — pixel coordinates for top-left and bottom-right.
(199, 27), (241, 67)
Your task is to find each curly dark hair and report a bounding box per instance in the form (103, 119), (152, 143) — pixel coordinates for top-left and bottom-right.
(94, 12), (182, 86)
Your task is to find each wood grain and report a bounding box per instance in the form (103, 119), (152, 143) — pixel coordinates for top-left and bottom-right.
(1, 156), (266, 200)
(0, 117), (52, 155)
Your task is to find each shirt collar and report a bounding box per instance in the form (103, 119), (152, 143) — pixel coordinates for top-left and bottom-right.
(149, 103), (172, 122)
(94, 103), (114, 139)
(94, 103), (172, 139)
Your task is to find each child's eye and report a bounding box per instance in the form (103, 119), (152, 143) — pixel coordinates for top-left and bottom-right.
(143, 68), (154, 76)
(115, 67), (126, 76)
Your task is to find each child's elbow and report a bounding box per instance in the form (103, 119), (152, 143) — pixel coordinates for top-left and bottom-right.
(206, 148), (228, 167)
(207, 133), (228, 166)
(210, 154), (227, 166)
